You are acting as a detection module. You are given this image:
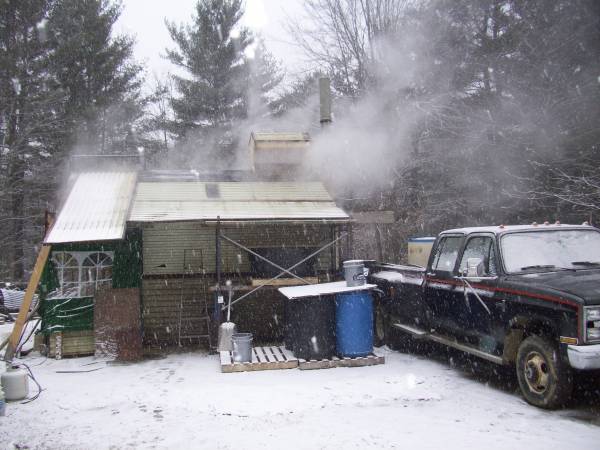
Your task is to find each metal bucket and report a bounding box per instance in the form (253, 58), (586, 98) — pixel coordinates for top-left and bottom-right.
(343, 260), (366, 287)
(232, 333), (253, 363)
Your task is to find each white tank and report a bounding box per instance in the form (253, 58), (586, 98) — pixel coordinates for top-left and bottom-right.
(1, 366), (29, 401)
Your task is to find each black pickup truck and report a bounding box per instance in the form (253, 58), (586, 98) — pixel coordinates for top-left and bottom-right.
(369, 224), (600, 408)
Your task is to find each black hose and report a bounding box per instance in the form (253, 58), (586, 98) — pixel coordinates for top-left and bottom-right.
(15, 318), (41, 355)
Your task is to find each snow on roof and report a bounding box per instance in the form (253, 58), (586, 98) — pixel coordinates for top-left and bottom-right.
(45, 172), (137, 244)
(442, 224), (596, 235)
(128, 181), (350, 223)
(250, 132), (310, 142)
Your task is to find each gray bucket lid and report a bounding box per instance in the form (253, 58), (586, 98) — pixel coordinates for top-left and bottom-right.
(343, 260), (364, 266)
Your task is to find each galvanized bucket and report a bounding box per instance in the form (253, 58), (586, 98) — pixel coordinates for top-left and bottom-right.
(232, 333), (253, 363)
(343, 260), (366, 287)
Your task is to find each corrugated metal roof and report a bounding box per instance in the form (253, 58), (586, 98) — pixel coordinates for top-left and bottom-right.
(129, 181), (349, 222)
(45, 172), (137, 244)
(250, 132), (310, 142)
(133, 182), (333, 202)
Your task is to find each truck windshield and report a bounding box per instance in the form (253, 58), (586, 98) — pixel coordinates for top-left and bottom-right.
(501, 229), (600, 273)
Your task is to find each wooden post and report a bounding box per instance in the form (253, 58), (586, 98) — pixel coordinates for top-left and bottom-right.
(5, 245), (51, 361)
(375, 224), (384, 261)
(216, 216), (221, 291)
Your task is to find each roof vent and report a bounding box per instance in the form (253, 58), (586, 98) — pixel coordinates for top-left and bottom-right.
(205, 183), (220, 199)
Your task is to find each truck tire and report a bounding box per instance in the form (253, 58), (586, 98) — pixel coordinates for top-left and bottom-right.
(373, 304), (414, 350)
(516, 335), (573, 409)
(373, 303), (388, 347)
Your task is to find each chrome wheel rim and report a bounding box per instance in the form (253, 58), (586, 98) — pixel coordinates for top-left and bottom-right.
(524, 351), (550, 394)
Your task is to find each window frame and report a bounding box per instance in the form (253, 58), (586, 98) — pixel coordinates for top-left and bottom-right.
(51, 251), (115, 297)
(430, 234), (464, 275)
(458, 233), (499, 277)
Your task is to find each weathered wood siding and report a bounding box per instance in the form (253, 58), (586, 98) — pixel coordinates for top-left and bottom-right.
(142, 222), (335, 276)
(141, 276), (212, 347)
(141, 221), (340, 348)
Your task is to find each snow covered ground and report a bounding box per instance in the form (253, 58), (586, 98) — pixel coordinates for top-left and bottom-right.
(1, 327), (600, 449)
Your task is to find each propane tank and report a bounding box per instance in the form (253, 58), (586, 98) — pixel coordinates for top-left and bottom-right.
(1, 365), (29, 401)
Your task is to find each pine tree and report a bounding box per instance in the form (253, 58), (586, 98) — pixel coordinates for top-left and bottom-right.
(0, 0), (64, 280)
(245, 38), (283, 118)
(46, 0), (144, 154)
(165, 0), (252, 164)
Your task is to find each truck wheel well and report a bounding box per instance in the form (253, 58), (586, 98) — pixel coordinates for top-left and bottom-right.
(502, 317), (558, 364)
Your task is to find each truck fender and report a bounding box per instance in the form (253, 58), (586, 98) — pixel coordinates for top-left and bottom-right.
(502, 315), (560, 364)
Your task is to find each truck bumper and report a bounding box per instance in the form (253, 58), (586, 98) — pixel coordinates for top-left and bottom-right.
(567, 344), (600, 370)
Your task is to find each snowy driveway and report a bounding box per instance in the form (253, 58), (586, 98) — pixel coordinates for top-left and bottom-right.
(1, 346), (599, 449)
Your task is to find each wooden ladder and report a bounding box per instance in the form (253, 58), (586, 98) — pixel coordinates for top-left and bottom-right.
(177, 249), (212, 349)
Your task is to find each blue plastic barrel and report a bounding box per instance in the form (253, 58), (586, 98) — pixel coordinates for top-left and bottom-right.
(335, 291), (374, 357)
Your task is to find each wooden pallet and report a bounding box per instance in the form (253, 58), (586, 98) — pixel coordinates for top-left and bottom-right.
(220, 346), (298, 373)
(298, 353), (385, 370)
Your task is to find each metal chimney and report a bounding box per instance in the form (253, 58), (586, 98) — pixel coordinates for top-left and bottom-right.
(319, 77), (332, 127)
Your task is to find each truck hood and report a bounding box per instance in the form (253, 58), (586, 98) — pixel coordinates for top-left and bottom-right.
(507, 269), (600, 306)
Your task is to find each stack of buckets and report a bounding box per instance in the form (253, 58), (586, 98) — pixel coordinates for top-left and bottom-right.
(336, 260), (374, 357)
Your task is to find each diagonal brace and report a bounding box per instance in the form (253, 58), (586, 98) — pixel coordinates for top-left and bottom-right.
(220, 233), (309, 284)
(223, 232), (347, 310)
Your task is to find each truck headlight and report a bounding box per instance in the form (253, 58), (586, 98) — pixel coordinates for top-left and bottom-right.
(588, 327), (600, 341)
(586, 307), (600, 321)
(585, 307), (600, 341)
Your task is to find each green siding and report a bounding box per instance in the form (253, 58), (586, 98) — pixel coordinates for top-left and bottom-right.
(113, 228), (142, 288)
(39, 229), (142, 331)
(40, 297), (94, 335)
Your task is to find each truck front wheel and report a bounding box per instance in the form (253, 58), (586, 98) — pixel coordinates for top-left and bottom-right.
(516, 335), (573, 409)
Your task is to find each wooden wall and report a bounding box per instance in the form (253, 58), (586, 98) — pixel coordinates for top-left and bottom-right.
(140, 221), (340, 348)
(142, 222), (336, 276)
(141, 276), (211, 348)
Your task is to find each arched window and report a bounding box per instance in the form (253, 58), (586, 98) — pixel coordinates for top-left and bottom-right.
(51, 251), (114, 297)
(52, 252), (80, 297)
(81, 253), (113, 296)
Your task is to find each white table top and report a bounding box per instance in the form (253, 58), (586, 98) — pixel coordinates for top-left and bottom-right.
(278, 281), (377, 299)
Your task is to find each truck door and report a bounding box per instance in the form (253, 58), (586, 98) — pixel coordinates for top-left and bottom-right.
(425, 234), (464, 333)
(452, 234), (499, 345)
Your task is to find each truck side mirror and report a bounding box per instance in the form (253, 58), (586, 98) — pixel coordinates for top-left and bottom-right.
(466, 258), (485, 277)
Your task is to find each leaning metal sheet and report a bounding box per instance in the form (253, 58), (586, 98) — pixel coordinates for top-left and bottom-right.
(45, 172), (137, 244)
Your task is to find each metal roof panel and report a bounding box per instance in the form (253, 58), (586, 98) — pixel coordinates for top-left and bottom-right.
(45, 172), (137, 244)
(129, 181), (348, 222)
(129, 200), (349, 222)
(251, 132), (310, 142)
(133, 181), (334, 202)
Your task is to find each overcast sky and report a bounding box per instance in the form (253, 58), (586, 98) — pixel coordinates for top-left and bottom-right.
(115, 0), (307, 90)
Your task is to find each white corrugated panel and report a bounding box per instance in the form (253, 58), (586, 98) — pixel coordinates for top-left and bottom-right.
(129, 181), (349, 222)
(45, 172), (137, 244)
(130, 201), (349, 222)
(133, 182), (333, 202)
(0, 289), (38, 312)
